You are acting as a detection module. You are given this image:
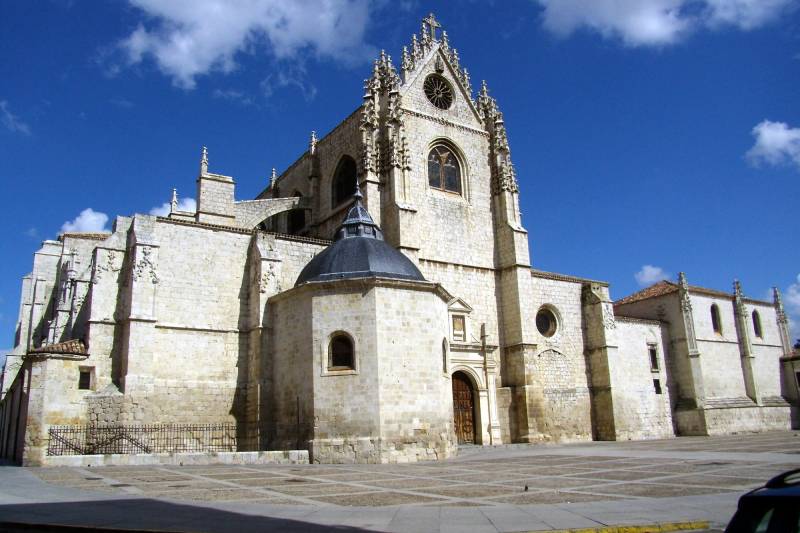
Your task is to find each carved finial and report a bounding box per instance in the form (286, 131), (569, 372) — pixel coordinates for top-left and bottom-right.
(423, 13), (441, 40)
(773, 287), (784, 311)
(200, 146), (208, 175)
(309, 130), (317, 155)
(480, 80), (489, 97)
(733, 279), (743, 299)
(401, 46), (412, 71)
(462, 68), (472, 95)
(441, 30), (450, 52)
(678, 272), (692, 312)
(170, 188), (178, 213)
(270, 168), (277, 188)
(353, 180), (363, 202)
(411, 34), (421, 59)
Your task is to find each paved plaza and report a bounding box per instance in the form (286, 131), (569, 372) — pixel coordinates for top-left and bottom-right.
(1, 431), (799, 532)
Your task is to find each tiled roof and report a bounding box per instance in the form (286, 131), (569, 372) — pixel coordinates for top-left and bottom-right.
(28, 339), (87, 356)
(614, 280), (679, 307)
(59, 232), (110, 241)
(614, 280), (771, 308)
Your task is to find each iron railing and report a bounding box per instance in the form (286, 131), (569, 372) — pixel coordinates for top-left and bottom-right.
(47, 423), (239, 456)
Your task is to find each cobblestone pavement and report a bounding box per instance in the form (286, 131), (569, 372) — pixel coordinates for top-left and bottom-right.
(29, 431), (800, 507)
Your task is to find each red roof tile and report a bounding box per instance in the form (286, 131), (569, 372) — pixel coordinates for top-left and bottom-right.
(28, 339), (87, 356)
(614, 280), (679, 307)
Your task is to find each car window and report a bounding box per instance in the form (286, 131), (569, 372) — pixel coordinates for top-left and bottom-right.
(754, 508), (773, 533)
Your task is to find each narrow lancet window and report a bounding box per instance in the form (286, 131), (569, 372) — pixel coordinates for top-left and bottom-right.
(711, 304), (722, 334)
(752, 310), (763, 339)
(332, 156), (357, 207)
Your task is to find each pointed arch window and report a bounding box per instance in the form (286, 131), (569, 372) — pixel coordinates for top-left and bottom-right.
(332, 155), (357, 207)
(711, 304), (722, 335)
(752, 310), (763, 339)
(287, 191), (305, 235)
(428, 144), (462, 194)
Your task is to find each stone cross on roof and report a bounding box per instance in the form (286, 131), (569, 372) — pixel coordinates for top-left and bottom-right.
(423, 13), (441, 40)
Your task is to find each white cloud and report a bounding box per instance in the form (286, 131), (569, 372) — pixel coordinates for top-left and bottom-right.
(212, 89), (255, 106)
(635, 264), (671, 286)
(118, 0), (374, 89)
(60, 208), (110, 233)
(149, 197), (196, 216)
(261, 66), (318, 102)
(24, 227), (39, 239)
(746, 120), (800, 171)
(0, 100), (32, 136)
(534, 0), (793, 47)
(704, 0), (791, 29)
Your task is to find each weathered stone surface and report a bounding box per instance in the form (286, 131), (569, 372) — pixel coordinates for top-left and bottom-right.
(0, 13), (791, 467)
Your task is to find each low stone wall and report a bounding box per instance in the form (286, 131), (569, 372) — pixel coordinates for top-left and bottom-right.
(40, 450), (308, 468)
(310, 437), (454, 464)
(675, 405), (790, 436)
(704, 406), (791, 435)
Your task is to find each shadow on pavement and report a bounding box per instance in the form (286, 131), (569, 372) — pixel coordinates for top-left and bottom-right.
(0, 499), (373, 533)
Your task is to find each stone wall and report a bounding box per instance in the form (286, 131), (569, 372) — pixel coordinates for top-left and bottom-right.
(612, 318), (674, 440)
(504, 274), (593, 442)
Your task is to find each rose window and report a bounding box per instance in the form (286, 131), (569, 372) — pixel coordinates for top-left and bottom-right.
(424, 74), (454, 110)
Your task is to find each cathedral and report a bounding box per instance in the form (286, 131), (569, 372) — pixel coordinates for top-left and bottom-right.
(1, 14), (795, 466)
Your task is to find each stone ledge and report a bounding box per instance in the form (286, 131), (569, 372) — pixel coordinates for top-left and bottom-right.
(40, 450), (308, 468)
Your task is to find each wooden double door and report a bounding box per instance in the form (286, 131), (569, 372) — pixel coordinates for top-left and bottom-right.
(452, 372), (476, 444)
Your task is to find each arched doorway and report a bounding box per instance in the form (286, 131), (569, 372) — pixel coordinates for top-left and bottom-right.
(452, 371), (476, 444)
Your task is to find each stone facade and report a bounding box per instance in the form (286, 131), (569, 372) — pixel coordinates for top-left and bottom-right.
(0, 14), (794, 466)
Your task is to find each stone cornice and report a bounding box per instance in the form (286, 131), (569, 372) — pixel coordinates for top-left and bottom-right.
(269, 276), (439, 303)
(401, 107), (489, 137)
(531, 269), (609, 287)
(615, 316), (664, 326)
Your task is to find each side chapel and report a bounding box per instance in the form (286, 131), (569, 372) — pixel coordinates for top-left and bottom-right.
(1, 14), (795, 466)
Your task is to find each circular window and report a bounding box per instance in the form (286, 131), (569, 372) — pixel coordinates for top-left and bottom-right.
(424, 74), (454, 110)
(536, 307), (558, 337)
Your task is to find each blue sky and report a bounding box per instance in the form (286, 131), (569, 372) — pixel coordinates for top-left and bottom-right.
(1, 0), (799, 358)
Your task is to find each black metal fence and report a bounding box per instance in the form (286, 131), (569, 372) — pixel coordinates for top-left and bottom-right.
(47, 423), (238, 456)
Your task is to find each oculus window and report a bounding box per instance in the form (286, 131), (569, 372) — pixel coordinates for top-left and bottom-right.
(428, 144), (462, 194)
(329, 333), (355, 370)
(536, 307), (558, 338)
(423, 74), (454, 110)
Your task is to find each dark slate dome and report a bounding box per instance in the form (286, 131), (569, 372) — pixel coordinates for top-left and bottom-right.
(295, 188), (425, 286)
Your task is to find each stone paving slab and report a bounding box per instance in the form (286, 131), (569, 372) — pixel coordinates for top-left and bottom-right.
(1, 431), (799, 532)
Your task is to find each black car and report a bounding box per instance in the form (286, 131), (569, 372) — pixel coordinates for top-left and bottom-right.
(725, 469), (800, 533)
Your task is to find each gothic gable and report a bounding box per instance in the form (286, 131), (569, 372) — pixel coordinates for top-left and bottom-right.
(397, 18), (483, 128)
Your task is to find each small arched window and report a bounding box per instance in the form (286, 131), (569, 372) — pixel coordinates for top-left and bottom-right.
(711, 304), (722, 334)
(329, 333), (354, 370)
(332, 155), (357, 207)
(752, 310), (763, 339)
(428, 144), (462, 194)
(442, 339), (448, 374)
